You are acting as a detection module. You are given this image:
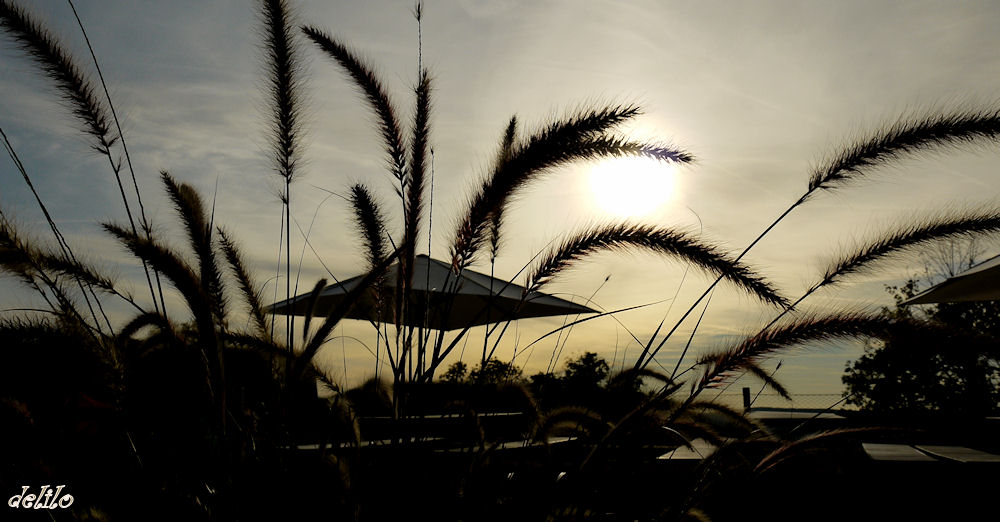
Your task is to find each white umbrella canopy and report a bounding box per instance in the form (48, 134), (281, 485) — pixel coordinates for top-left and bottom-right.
(266, 254), (596, 330)
(903, 254), (1000, 305)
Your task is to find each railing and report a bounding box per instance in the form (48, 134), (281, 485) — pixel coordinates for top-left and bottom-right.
(705, 391), (849, 411)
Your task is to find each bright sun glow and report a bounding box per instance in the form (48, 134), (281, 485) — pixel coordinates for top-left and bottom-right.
(589, 158), (677, 218)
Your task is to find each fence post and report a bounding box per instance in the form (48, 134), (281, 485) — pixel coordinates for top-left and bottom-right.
(742, 386), (751, 410)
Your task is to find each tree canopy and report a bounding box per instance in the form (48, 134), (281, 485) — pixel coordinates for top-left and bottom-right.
(843, 278), (1000, 416)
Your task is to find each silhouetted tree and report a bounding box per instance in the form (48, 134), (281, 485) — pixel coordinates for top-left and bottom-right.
(843, 278), (1000, 416)
(526, 352), (612, 409)
(563, 352), (610, 391)
(440, 361), (468, 383)
(468, 358), (522, 385)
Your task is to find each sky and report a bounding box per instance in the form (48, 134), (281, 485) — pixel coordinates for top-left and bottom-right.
(3, 0), (1000, 403)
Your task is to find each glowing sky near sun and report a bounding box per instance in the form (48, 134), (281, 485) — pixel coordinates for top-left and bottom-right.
(589, 158), (677, 218)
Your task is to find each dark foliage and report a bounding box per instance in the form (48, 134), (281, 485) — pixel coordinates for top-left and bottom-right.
(843, 279), (1000, 416)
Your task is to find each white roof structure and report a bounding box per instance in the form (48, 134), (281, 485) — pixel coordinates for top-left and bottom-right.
(903, 253), (1000, 305)
(267, 255), (596, 330)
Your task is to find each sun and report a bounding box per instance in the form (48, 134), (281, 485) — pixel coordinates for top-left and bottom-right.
(588, 157), (677, 218)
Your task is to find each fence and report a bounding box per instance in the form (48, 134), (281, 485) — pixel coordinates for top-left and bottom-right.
(705, 391), (850, 411)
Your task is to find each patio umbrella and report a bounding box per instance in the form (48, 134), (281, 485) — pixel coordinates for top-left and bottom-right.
(903, 253), (1000, 305)
(266, 254), (596, 330)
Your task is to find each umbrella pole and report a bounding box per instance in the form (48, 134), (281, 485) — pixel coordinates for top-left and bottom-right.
(483, 259), (496, 366)
(374, 320), (380, 381)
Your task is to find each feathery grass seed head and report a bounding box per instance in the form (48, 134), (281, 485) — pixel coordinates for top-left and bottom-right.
(816, 205), (1000, 291)
(0, 0), (117, 152)
(809, 108), (1000, 196)
(349, 184), (390, 271)
(526, 222), (787, 308)
(451, 108), (694, 269)
(260, 0), (306, 187)
(697, 311), (900, 391)
(302, 25), (407, 186)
